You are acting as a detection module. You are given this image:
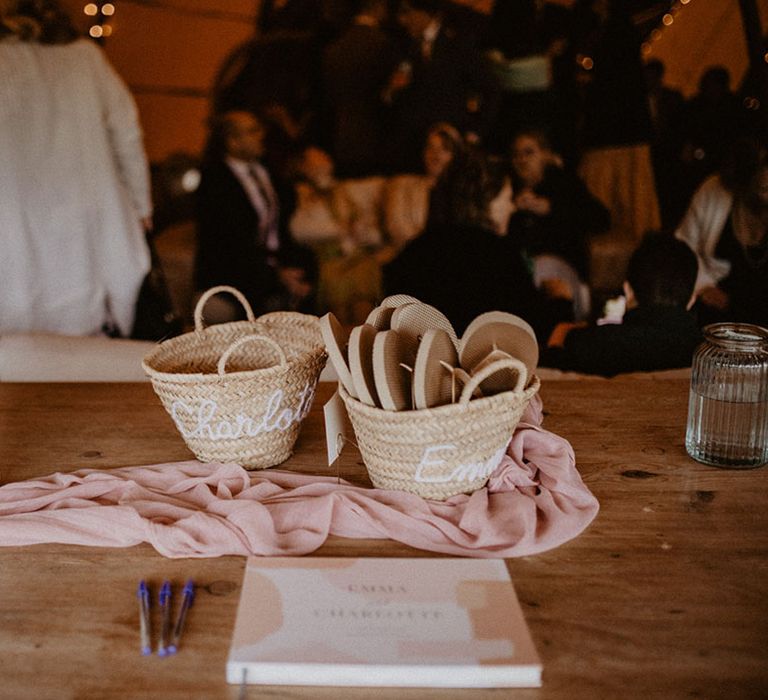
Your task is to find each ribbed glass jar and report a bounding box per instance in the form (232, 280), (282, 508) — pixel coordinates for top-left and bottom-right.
(685, 323), (768, 468)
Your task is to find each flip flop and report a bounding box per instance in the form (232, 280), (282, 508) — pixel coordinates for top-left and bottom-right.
(365, 305), (395, 330)
(459, 311), (538, 386)
(390, 301), (459, 361)
(379, 293), (422, 309)
(412, 328), (459, 409)
(319, 312), (358, 398)
(348, 323), (380, 407)
(372, 329), (413, 411)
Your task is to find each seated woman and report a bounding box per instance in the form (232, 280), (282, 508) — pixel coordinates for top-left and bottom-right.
(675, 137), (768, 328)
(508, 128), (610, 320)
(288, 146), (385, 325)
(383, 153), (573, 340)
(288, 147), (347, 252)
(380, 122), (466, 262)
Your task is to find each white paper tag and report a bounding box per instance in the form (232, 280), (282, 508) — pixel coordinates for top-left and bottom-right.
(323, 389), (351, 467)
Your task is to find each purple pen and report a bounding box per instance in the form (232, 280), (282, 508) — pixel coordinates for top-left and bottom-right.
(137, 580), (151, 656)
(158, 580), (172, 657)
(169, 579), (195, 654)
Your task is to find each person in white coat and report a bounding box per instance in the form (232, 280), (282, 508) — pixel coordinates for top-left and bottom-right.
(0, 0), (152, 336)
(675, 138), (768, 327)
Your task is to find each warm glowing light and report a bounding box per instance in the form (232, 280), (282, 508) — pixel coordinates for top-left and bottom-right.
(102, 24), (113, 36)
(662, 14), (673, 26)
(764, 52), (768, 63)
(641, 43), (651, 57)
(651, 29), (662, 41)
(181, 169), (201, 193)
(102, 3), (115, 15)
(680, 0), (691, 4)
(84, 3), (98, 15)
(89, 24), (103, 38)
(581, 56), (594, 70)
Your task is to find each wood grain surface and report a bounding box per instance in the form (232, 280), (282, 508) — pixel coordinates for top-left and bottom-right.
(0, 380), (766, 699)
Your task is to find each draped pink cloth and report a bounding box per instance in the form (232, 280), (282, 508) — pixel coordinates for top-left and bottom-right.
(0, 396), (598, 558)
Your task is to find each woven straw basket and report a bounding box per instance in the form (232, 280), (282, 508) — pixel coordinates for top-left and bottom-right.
(340, 357), (540, 500)
(142, 286), (327, 469)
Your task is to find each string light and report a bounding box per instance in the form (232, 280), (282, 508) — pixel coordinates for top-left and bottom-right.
(84, 2), (117, 41)
(645, 1), (695, 55)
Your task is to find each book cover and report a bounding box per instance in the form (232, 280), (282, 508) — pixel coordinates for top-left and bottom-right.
(226, 557), (542, 688)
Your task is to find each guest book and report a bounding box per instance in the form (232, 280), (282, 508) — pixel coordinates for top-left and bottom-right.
(226, 557), (542, 688)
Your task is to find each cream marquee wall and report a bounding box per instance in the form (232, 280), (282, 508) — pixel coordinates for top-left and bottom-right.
(61, 0), (258, 162)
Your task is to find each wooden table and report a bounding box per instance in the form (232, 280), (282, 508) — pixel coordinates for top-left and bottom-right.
(0, 380), (766, 699)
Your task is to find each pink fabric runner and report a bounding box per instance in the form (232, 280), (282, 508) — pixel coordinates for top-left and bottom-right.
(0, 396), (598, 558)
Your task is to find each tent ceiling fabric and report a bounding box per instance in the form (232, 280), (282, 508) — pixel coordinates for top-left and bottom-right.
(647, 0), (768, 97)
(55, 0), (766, 159)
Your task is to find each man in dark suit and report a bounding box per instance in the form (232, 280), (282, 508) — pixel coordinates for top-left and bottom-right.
(322, 0), (396, 177)
(644, 58), (686, 227)
(383, 0), (499, 172)
(194, 110), (315, 317)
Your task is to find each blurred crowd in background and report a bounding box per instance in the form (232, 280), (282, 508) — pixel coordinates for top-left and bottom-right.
(2, 0), (767, 377)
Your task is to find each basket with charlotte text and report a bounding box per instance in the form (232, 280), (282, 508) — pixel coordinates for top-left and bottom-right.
(143, 286), (327, 469)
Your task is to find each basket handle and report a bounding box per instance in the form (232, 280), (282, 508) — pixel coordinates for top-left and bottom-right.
(217, 334), (288, 376)
(194, 286), (256, 331)
(458, 356), (528, 407)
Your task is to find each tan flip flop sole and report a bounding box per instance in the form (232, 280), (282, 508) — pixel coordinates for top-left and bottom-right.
(348, 323), (380, 407)
(412, 328), (459, 409)
(364, 305), (395, 330)
(459, 311), (538, 386)
(391, 301), (459, 357)
(372, 329), (413, 411)
(319, 312), (358, 399)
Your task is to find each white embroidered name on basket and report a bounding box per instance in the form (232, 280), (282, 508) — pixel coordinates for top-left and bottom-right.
(414, 441), (509, 484)
(172, 384), (316, 441)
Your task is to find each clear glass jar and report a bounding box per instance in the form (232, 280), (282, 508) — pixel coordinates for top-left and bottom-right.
(685, 323), (768, 468)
